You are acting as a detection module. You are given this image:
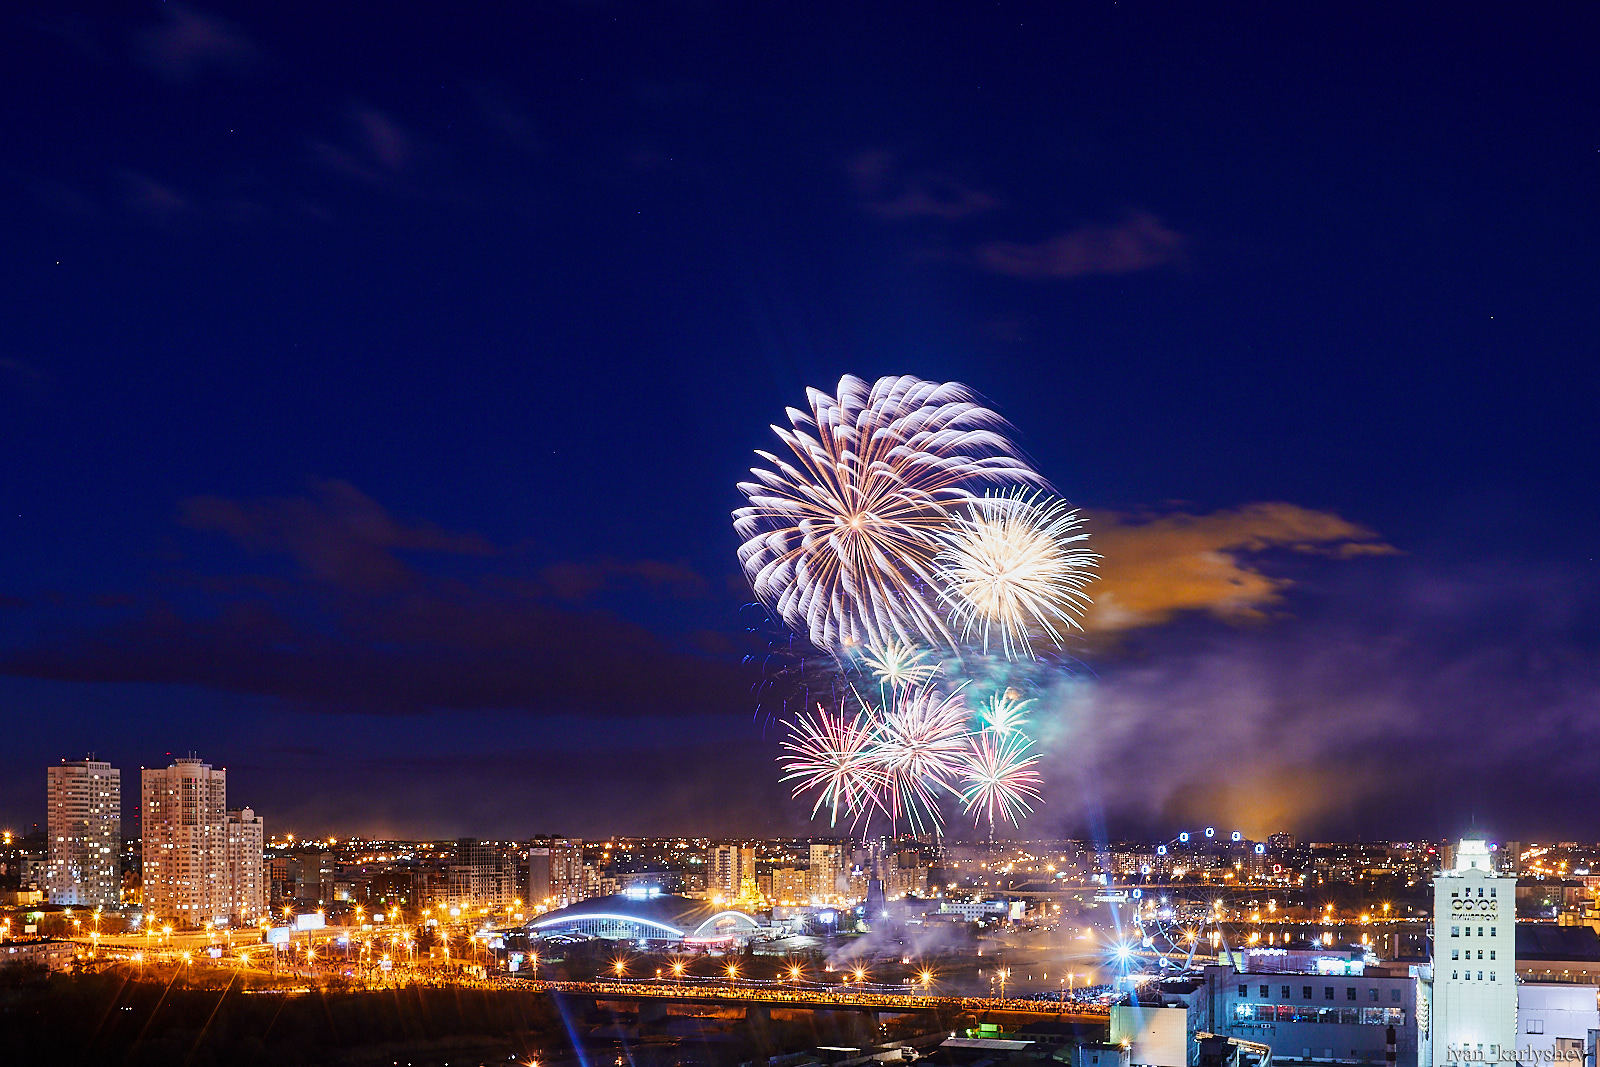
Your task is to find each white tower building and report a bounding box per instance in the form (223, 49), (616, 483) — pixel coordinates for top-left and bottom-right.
(46, 758), (121, 909)
(1429, 838), (1517, 1065)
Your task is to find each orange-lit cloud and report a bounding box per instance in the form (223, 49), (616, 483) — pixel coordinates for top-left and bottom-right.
(1084, 502), (1395, 632)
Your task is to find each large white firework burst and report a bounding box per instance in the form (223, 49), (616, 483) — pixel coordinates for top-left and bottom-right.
(935, 489), (1098, 657)
(735, 375), (1042, 652)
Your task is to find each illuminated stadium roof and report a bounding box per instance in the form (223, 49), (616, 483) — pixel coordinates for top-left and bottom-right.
(529, 892), (764, 942)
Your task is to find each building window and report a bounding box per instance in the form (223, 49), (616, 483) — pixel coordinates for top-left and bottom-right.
(1260, 984), (1268, 998)
(1490, 888), (1496, 898)
(1451, 926), (1459, 937)
(1478, 927), (1484, 937)
(1490, 951), (1496, 960)
(1478, 972), (1484, 981)
(1528, 1020), (1542, 1034)
(1391, 989), (1401, 1002)
(1490, 972), (1496, 981)
(1452, 971), (1458, 980)
(1490, 927), (1496, 937)
(1370, 988), (1379, 1001)
(1303, 986), (1312, 999)
(1281, 985), (1290, 999)
(1347, 987), (1357, 1001)
(1325, 986), (1334, 1000)
(1451, 950), (1459, 960)
(1239, 985), (1248, 998)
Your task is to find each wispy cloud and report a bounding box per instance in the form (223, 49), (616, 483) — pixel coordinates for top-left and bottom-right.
(134, 4), (258, 81)
(180, 479), (494, 590)
(118, 170), (189, 223)
(848, 150), (998, 221)
(310, 106), (418, 187)
(977, 211), (1184, 278)
(1085, 502), (1395, 632)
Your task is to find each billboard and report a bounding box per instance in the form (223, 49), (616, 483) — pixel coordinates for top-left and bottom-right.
(294, 913), (326, 932)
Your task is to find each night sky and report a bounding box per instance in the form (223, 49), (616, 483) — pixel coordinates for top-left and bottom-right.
(3, 3), (1596, 842)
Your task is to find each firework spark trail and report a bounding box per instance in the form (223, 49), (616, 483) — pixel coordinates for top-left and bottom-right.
(961, 729), (1044, 833)
(936, 489), (1098, 658)
(778, 705), (888, 827)
(735, 375), (1043, 653)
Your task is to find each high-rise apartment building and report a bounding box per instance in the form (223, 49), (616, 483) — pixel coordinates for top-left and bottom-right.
(707, 844), (756, 900)
(46, 757), (121, 909)
(451, 838), (516, 908)
(141, 756), (262, 927)
(224, 808), (265, 924)
(808, 842), (844, 901)
(770, 866), (807, 904)
(528, 836), (585, 908)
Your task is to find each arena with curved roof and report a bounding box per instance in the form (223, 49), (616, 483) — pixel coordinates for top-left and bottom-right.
(528, 892), (765, 944)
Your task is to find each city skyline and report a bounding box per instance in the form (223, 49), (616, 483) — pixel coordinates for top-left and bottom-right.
(2, 4), (1597, 842)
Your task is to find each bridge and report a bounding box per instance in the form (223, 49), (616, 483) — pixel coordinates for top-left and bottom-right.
(498, 976), (1111, 1028)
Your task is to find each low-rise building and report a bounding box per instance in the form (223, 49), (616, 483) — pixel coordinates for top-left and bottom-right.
(1, 938), (75, 971)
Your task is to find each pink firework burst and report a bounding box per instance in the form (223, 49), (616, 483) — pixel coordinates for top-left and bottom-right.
(778, 704), (888, 828)
(961, 729), (1044, 837)
(870, 686), (971, 833)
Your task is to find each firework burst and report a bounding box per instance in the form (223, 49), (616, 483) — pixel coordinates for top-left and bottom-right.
(936, 489), (1098, 657)
(978, 688), (1033, 735)
(778, 705), (888, 827)
(734, 375), (1041, 652)
(870, 685), (972, 832)
(859, 639), (939, 691)
(961, 729), (1044, 834)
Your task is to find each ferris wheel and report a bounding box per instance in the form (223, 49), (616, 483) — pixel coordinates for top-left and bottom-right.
(1123, 888), (1236, 974)
(1112, 826), (1259, 976)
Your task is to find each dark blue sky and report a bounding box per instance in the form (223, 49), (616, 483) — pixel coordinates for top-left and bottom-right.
(2, 2), (1596, 841)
